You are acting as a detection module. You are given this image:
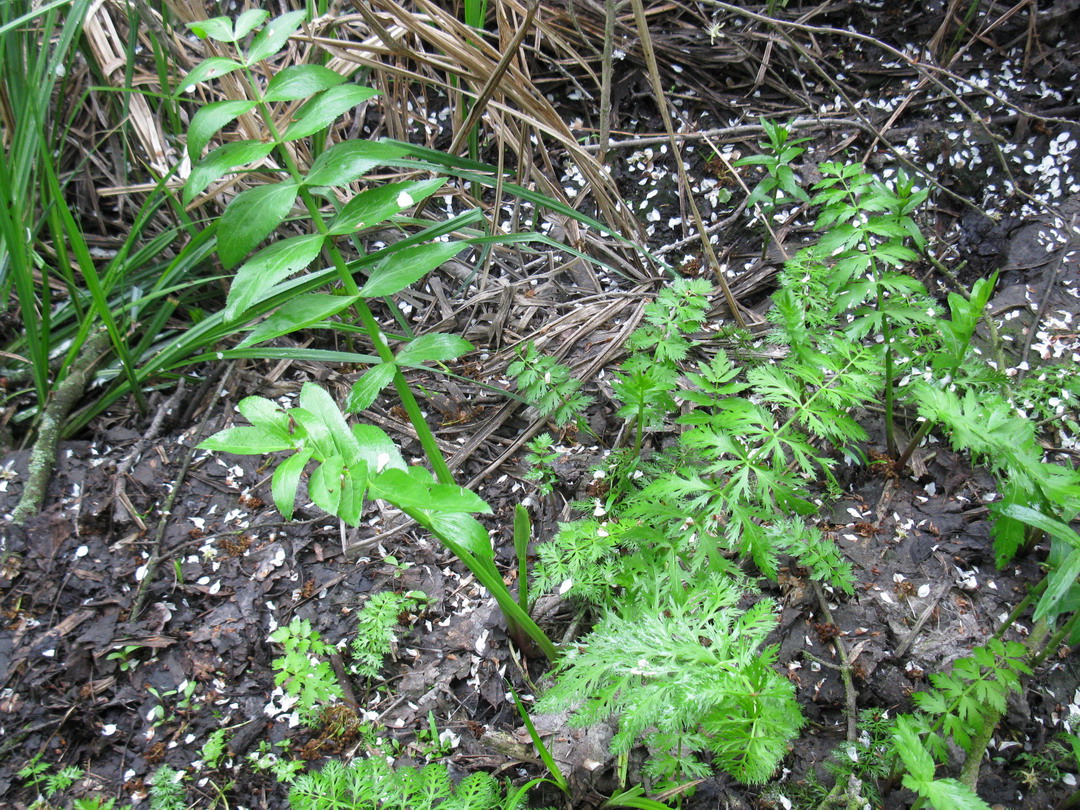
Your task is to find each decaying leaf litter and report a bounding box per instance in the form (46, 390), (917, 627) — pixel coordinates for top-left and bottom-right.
(1, 0), (1079, 807)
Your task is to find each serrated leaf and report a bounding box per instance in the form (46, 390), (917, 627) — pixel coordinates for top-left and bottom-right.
(370, 467), (430, 509)
(225, 233), (325, 320)
(425, 484), (491, 513)
(328, 178), (445, 236)
(309, 455), (344, 515)
(198, 425), (294, 454)
(188, 99), (258, 160)
(264, 64), (346, 102)
(234, 9), (271, 40)
(361, 240), (465, 298)
(218, 180), (299, 268)
(187, 17), (236, 42)
(919, 778), (993, 810)
(283, 84), (380, 142)
(345, 363), (396, 412)
(184, 140), (275, 205)
(351, 424), (406, 473)
(238, 395), (290, 433)
(239, 293), (358, 348)
(272, 448), (312, 520)
(299, 382), (361, 461)
(894, 715), (935, 783)
(303, 140), (409, 187)
(396, 333), (473, 366)
(246, 10), (306, 65)
(177, 57), (244, 94)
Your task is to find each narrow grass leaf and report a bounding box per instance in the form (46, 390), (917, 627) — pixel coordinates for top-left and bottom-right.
(187, 99), (257, 159)
(396, 334), (473, 366)
(303, 140), (409, 187)
(226, 233), (325, 319)
(265, 64), (346, 102)
(184, 140), (275, 205)
(283, 84), (380, 142)
(239, 293), (358, 348)
(361, 241), (465, 297)
(218, 180), (299, 268)
(246, 10), (305, 65)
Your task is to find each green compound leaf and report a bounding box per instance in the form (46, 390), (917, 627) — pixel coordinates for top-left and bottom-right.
(184, 140), (275, 205)
(198, 425), (294, 455)
(395, 334), (473, 367)
(370, 467), (430, 510)
(283, 84), (380, 142)
(237, 395), (292, 435)
(246, 10), (306, 66)
(265, 64), (346, 102)
(300, 383), (362, 462)
(426, 484), (491, 514)
(303, 140), (409, 187)
(351, 423), (406, 473)
(239, 293), (358, 348)
(218, 180), (299, 269)
(329, 178), (446, 236)
(346, 363), (396, 412)
(177, 57), (244, 94)
(234, 9), (271, 40)
(225, 233), (325, 320)
(361, 240), (466, 298)
(187, 99), (257, 160)
(272, 448), (312, 520)
(187, 16), (237, 42)
(309, 455), (345, 516)
(894, 715), (935, 784)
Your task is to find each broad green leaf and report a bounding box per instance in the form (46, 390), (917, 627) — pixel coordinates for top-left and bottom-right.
(337, 462), (368, 526)
(346, 363), (396, 412)
(351, 424), (406, 472)
(188, 99), (257, 160)
(187, 17), (236, 42)
(309, 455), (344, 516)
(426, 484), (491, 514)
(996, 504), (1080, 548)
(303, 140), (409, 187)
(238, 395), (290, 434)
(234, 9), (271, 40)
(283, 85), (380, 142)
(328, 179), (446, 236)
(370, 467), (430, 509)
(219, 180), (299, 268)
(290, 408), (335, 461)
(246, 10), (305, 65)
(225, 233), (325, 320)
(198, 426), (294, 455)
(396, 333), (473, 366)
(272, 448), (312, 520)
(265, 64), (346, 102)
(361, 240), (465, 298)
(426, 512), (495, 562)
(184, 140), (275, 205)
(299, 382), (361, 461)
(894, 716), (935, 784)
(178, 57), (244, 94)
(239, 293), (358, 348)
(1037, 548), (1080, 621)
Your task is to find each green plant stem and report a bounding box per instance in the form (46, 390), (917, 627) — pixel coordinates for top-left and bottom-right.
(1030, 611), (1080, 670)
(958, 618), (1052, 790)
(895, 418), (932, 470)
(991, 580), (1046, 641)
(244, 69), (453, 484)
